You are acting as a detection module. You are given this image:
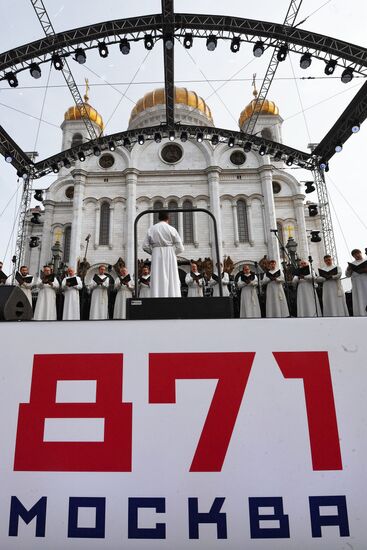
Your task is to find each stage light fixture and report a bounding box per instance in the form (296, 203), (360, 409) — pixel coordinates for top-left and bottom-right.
(98, 42), (109, 58)
(228, 137), (235, 148)
(335, 143), (343, 153)
(230, 37), (240, 53)
(138, 135), (145, 145)
(308, 204), (318, 217)
(93, 146), (101, 156)
(119, 38), (130, 55)
(31, 212), (41, 224)
(144, 35), (154, 50)
(169, 131), (175, 141)
(206, 35), (217, 51)
(253, 41), (264, 57)
(30, 236), (40, 248)
(310, 230), (322, 243)
(277, 44), (288, 62)
(319, 159), (327, 170)
(324, 59), (337, 75)
(77, 151), (85, 162)
(75, 48), (86, 64)
(341, 67), (354, 83)
(324, 163), (329, 172)
(243, 142), (252, 152)
(259, 144), (267, 156)
(164, 35), (174, 50)
(304, 181), (315, 194)
(180, 131), (188, 142)
(34, 189), (44, 202)
(123, 137), (131, 148)
(351, 122), (360, 133)
(51, 163), (59, 173)
(29, 63), (42, 79)
(286, 156), (294, 166)
(274, 150), (283, 161)
(4, 152), (13, 163)
(300, 52), (312, 69)
(196, 132), (204, 143)
(62, 157), (71, 169)
(108, 141), (116, 151)
(52, 54), (64, 70)
(6, 72), (18, 88)
(183, 33), (193, 49)
(211, 134), (219, 146)
(154, 132), (162, 143)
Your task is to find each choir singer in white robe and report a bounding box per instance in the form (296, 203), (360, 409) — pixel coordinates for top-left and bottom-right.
(316, 255), (348, 317)
(345, 248), (367, 316)
(13, 265), (34, 307)
(113, 266), (133, 319)
(33, 266), (59, 321)
(142, 211), (184, 298)
(185, 263), (205, 297)
(237, 264), (261, 318)
(138, 264), (151, 298)
(262, 260), (289, 318)
(209, 263), (230, 297)
(88, 265), (110, 320)
(292, 260), (322, 317)
(61, 267), (82, 320)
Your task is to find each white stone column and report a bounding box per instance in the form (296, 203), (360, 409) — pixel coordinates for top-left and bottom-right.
(109, 204), (114, 249)
(125, 169), (138, 273)
(207, 167), (223, 263)
(178, 211), (183, 240)
(38, 200), (55, 268)
(294, 196), (309, 259)
(94, 205), (100, 249)
(232, 202), (239, 247)
(246, 201), (254, 246)
(69, 169), (86, 269)
(193, 206), (199, 248)
(259, 163), (280, 262)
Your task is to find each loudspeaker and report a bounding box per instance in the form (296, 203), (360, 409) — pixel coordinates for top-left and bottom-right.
(127, 297), (234, 320)
(0, 285), (33, 321)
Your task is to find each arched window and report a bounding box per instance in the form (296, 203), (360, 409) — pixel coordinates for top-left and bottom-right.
(153, 200), (163, 224)
(168, 200), (178, 231)
(183, 200), (194, 244)
(71, 133), (83, 148)
(237, 200), (249, 243)
(63, 226), (72, 263)
(261, 127), (273, 141)
(99, 202), (110, 245)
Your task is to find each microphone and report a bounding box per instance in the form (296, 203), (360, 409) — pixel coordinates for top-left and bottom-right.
(308, 255), (313, 263)
(85, 234), (91, 242)
(270, 229), (278, 233)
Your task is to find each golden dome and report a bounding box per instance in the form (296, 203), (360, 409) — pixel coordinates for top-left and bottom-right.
(238, 78), (279, 128)
(129, 87), (213, 124)
(64, 79), (104, 131)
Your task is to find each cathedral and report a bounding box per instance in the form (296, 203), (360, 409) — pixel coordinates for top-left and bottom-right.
(24, 82), (323, 281)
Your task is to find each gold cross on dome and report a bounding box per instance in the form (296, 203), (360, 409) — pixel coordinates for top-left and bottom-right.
(252, 73), (258, 98)
(84, 78), (90, 103)
(285, 224), (294, 238)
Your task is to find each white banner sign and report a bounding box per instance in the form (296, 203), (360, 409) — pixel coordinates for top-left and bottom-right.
(0, 317), (365, 549)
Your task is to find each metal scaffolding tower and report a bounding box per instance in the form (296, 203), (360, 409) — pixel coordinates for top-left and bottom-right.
(313, 168), (338, 263)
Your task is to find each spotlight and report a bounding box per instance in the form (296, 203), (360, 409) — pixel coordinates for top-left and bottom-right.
(228, 137), (235, 148)
(259, 144), (267, 156)
(98, 42), (109, 58)
(6, 72), (18, 88)
(17, 169), (29, 179)
(123, 137), (131, 148)
(93, 146), (101, 156)
(300, 52), (312, 69)
(206, 35), (217, 51)
(196, 132), (204, 143)
(230, 37), (240, 53)
(164, 35), (174, 50)
(4, 152), (13, 163)
(51, 163), (59, 173)
(308, 204), (318, 217)
(183, 33), (193, 49)
(286, 156), (294, 166)
(138, 135), (145, 145)
(211, 134), (219, 146)
(310, 230), (322, 243)
(34, 189), (44, 202)
(243, 142), (252, 152)
(30, 212), (41, 224)
(319, 159), (328, 170)
(351, 122), (360, 133)
(29, 63), (42, 79)
(341, 67), (354, 83)
(144, 35), (154, 50)
(277, 44), (288, 62)
(62, 157), (71, 169)
(324, 59), (337, 75)
(335, 143), (343, 153)
(169, 130), (175, 141)
(304, 181), (315, 194)
(180, 131), (188, 142)
(30, 236), (40, 248)
(108, 141), (116, 151)
(154, 132), (162, 143)
(119, 38), (130, 55)
(274, 150), (283, 161)
(52, 54), (64, 70)
(253, 41), (264, 58)
(75, 48), (86, 64)
(324, 163), (329, 172)
(77, 151), (85, 162)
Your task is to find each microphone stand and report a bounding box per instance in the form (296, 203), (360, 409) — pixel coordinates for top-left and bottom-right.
(308, 255), (319, 317)
(270, 229), (294, 315)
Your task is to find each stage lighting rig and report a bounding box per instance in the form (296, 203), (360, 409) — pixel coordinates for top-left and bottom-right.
(341, 67), (354, 83)
(74, 48), (86, 64)
(253, 41), (264, 57)
(324, 59), (337, 75)
(144, 35), (154, 50)
(300, 53), (312, 69)
(119, 38), (130, 55)
(6, 72), (18, 88)
(308, 204), (318, 217)
(98, 42), (109, 58)
(183, 33), (193, 49)
(277, 44), (288, 62)
(4, 152), (13, 163)
(206, 35), (217, 51)
(77, 151), (86, 162)
(243, 142), (252, 152)
(304, 181), (315, 194)
(230, 37), (240, 53)
(52, 54), (64, 70)
(310, 231), (322, 243)
(29, 63), (41, 79)
(180, 131), (188, 142)
(164, 35), (174, 50)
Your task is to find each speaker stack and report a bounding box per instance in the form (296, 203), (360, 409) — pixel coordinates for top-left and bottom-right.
(0, 286), (33, 321)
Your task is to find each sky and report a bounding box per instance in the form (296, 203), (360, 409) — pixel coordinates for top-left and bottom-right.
(0, 0), (366, 275)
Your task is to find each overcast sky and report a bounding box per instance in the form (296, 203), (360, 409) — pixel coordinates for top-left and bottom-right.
(0, 0), (366, 274)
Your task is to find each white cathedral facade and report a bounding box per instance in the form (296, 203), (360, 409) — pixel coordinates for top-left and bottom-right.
(24, 85), (323, 279)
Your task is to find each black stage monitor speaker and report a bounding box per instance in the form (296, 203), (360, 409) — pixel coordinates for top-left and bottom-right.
(127, 297), (234, 320)
(0, 285), (33, 321)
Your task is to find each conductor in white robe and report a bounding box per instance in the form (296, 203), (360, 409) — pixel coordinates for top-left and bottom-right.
(345, 248), (367, 316)
(237, 264), (261, 318)
(88, 265), (110, 320)
(61, 267), (82, 320)
(262, 260), (289, 318)
(33, 266), (59, 321)
(13, 265), (34, 307)
(316, 255), (349, 317)
(142, 210), (184, 298)
(292, 260), (321, 317)
(185, 263), (205, 297)
(138, 264), (151, 298)
(113, 266), (133, 319)
(209, 263), (230, 297)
